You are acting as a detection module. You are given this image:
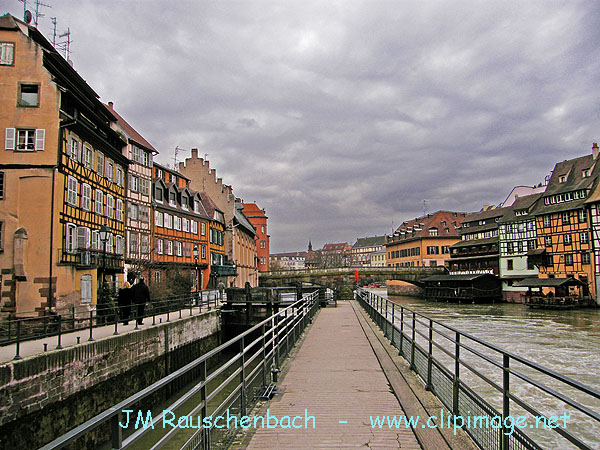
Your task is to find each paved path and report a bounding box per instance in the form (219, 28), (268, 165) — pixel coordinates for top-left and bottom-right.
(0, 305), (216, 364)
(242, 301), (422, 450)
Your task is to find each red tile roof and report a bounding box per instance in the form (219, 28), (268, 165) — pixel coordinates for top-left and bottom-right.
(104, 103), (157, 153)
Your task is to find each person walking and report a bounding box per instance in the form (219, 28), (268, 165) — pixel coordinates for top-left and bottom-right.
(117, 278), (132, 325)
(131, 277), (150, 325)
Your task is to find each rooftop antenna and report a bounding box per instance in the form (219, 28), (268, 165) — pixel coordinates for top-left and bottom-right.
(57, 27), (72, 61)
(423, 199), (428, 216)
(33, 0), (51, 27)
(50, 16), (57, 46)
(204, 153), (209, 160)
(173, 146), (185, 171)
(18, 0), (32, 23)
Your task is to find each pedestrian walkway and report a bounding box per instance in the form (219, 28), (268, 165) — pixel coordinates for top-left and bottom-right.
(239, 301), (422, 450)
(0, 305), (216, 364)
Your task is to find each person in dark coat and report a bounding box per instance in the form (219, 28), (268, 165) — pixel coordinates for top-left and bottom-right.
(131, 277), (150, 325)
(117, 280), (132, 325)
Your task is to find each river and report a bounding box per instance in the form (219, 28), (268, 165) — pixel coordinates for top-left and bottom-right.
(373, 289), (600, 450)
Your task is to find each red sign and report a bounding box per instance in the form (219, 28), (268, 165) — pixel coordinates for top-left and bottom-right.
(354, 269), (359, 282)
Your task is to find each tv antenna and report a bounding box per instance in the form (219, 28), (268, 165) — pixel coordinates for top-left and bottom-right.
(56, 27), (72, 62)
(172, 146), (185, 171)
(50, 17), (57, 46)
(33, 0), (51, 27)
(423, 199), (428, 216)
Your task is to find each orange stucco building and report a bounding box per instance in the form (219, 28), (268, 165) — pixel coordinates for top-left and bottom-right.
(242, 202), (269, 271)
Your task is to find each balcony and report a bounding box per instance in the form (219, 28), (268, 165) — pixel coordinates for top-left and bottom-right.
(59, 248), (124, 270)
(211, 264), (237, 276)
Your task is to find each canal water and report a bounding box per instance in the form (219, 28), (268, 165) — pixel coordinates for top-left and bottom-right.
(375, 289), (600, 450)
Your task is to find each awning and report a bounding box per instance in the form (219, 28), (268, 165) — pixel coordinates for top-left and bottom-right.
(526, 248), (546, 256)
(513, 277), (585, 288)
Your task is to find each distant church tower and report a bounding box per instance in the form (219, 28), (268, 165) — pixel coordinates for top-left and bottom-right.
(308, 240), (313, 252)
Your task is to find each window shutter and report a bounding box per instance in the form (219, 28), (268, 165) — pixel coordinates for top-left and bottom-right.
(5, 128), (15, 150)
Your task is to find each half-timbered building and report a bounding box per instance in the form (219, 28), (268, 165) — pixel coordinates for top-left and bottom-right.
(151, 163), (210, 289)
(530, 149), (598, 299)
(498, 193), (543, 302)
(105, 102), (157, 279)
(199, 192), (231, 288)
(0, 14), (127, 313)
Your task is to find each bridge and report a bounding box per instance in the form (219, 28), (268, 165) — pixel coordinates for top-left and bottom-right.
(3, 287), (599, 450)
(259, 266), (446, 298)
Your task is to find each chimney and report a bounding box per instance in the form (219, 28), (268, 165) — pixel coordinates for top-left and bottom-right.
(593, 143), (599, 160)
(108, 101), (114, 109)
(191, 148), (198, 159)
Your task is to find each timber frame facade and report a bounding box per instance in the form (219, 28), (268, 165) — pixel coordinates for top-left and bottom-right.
(530, 151), (598, 299)
(151, 163), (210, 290)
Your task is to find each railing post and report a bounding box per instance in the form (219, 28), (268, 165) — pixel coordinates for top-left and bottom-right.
(111, 411), (123, 449)
(426, 319), (433, 391)
(410, 312), (416, 370)
(14, 320), (22, 360)
(390, 303), (395, 346)
(56, 315), (63, 349)
(502, 354), (510, 450)
(88, 311), (94, 342)
(261, 324), (267, 388)
(71, 306), (76, 330)
(240, 335), (246, 416)
(399, 306), (404, 355)
(384, 298), (389, 338)
(453, 332), (460, 416)
(200, 359), (209, 450)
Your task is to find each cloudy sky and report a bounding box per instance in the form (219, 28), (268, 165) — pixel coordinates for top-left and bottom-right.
(7, 1), (600, 252)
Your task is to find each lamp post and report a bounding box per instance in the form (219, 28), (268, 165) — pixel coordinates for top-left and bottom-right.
(193, 244), (199, 292)
(99, 225), (112, 317)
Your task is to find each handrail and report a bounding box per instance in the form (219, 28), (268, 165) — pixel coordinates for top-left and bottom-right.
(40, 290), (320, 449)
(356, 287), (599, 450)
(1, 290), (223, 358)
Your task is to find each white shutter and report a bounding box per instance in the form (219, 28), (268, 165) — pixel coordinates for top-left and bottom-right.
(5, 128), (15, 150)
(34, 129), (45, 151)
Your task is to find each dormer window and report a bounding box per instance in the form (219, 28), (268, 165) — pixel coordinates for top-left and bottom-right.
(181, 195), (188, 210)
(155, 186), (163, 202)
(428, 228), (438, 236)
(559, 175), (567, 183)
(583, 169), (590, 178)
(194, 199), (200, 213)
(169, 191), (176, 206)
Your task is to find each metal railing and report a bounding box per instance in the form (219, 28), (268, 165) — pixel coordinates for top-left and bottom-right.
(1, 290), (223, 359)
(356, 288), (600, 450)
(39, 290), (320, 450)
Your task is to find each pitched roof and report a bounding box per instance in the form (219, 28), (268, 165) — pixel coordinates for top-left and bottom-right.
(353, 235), (387, 248)
(199, 192), (224, 221)
(234, 202), (256, 236)
(104, 103), (158, 153)
(390, 211), (466, 243)
(498, 193), (543, 223)
(241, 203), (267, 218)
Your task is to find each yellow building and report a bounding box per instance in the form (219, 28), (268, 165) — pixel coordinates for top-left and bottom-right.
(386, 211), (466, 268)
(0, 14), (127, 314)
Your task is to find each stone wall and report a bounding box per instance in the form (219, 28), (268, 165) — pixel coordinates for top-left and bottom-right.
(0, 311), (220, 449)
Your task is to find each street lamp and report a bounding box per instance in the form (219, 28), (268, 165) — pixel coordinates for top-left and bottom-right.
(99, 225), (112, 316)
(193, 244), (199, 292)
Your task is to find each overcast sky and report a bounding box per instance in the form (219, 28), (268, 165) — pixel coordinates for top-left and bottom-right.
(7, 1), (600, 252)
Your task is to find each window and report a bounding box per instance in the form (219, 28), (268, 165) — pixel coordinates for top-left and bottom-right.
(116, 199), (123, 221)
(82, 184), (91, 210)
(129, 232), (139, 254)
(582, 252), (591, 265)
(580, 231), (589, 244)
(18, 83), (39, 107)
(543, 215), (551, 227)
(176, 241), (182, 256)
(192, 221), (198, 235)
(12, 128), (39, 151)
(141, 234), (150, 254)
(583, 169), (590, 178)
(428, 228), (438, 236)
(260, 240), (266, 249)
(183, 218), (189, 232)
(167, 240), (173, 255)
(76, 226), (90, 249)
(441, 246), (450, 254)
(426, 246), (439, 255)
(164, 213), (172, 229)
(181, 196), (188, 210)
(91, 230), (99, 250)
(169, 191), (176, 206)
(81, 274), (92, 303)
(84, 145), (93, 168)
(106, 160), (113, 182)
(545, 236), (552, 247)
(157, 239), (164, 254)
(0, 221), (3, 250)
(155, 211), (163, 227)
(129, 174), (138, 192)
(194, 199), (200, 213)
(69, 137), (80, 160)
(507, 242), (514, 254)
(528, 240), (536, 251)
(0, 42), (14, 65)
(128, 202), (138, 221)
(96, 153), (104, 177)
(139, 206), (149, 223)
(579, 209), (587, 223)
(565, 254), (573, 266)
(155, 186), (163, 202)
(66, 176), (78, 206)
(562, 212), (570, 224)
(564, 234), (572, 245)
(559, 175), (567, 183)
(115, 167), (124, 187)
(0, 172), (4, 199)
(261, 225), (265, 234)
(201, 222), (205, 236)
(95, 189), (103, 215)
(65, 223), (76, 252)
(174, 216), (181, 231)
(201, 245), (206, 259)
(116, 236), (124, 255)
(106, 194), (114, 218)
(140, 178), (149, 196)
(507, 259), (513, 270)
